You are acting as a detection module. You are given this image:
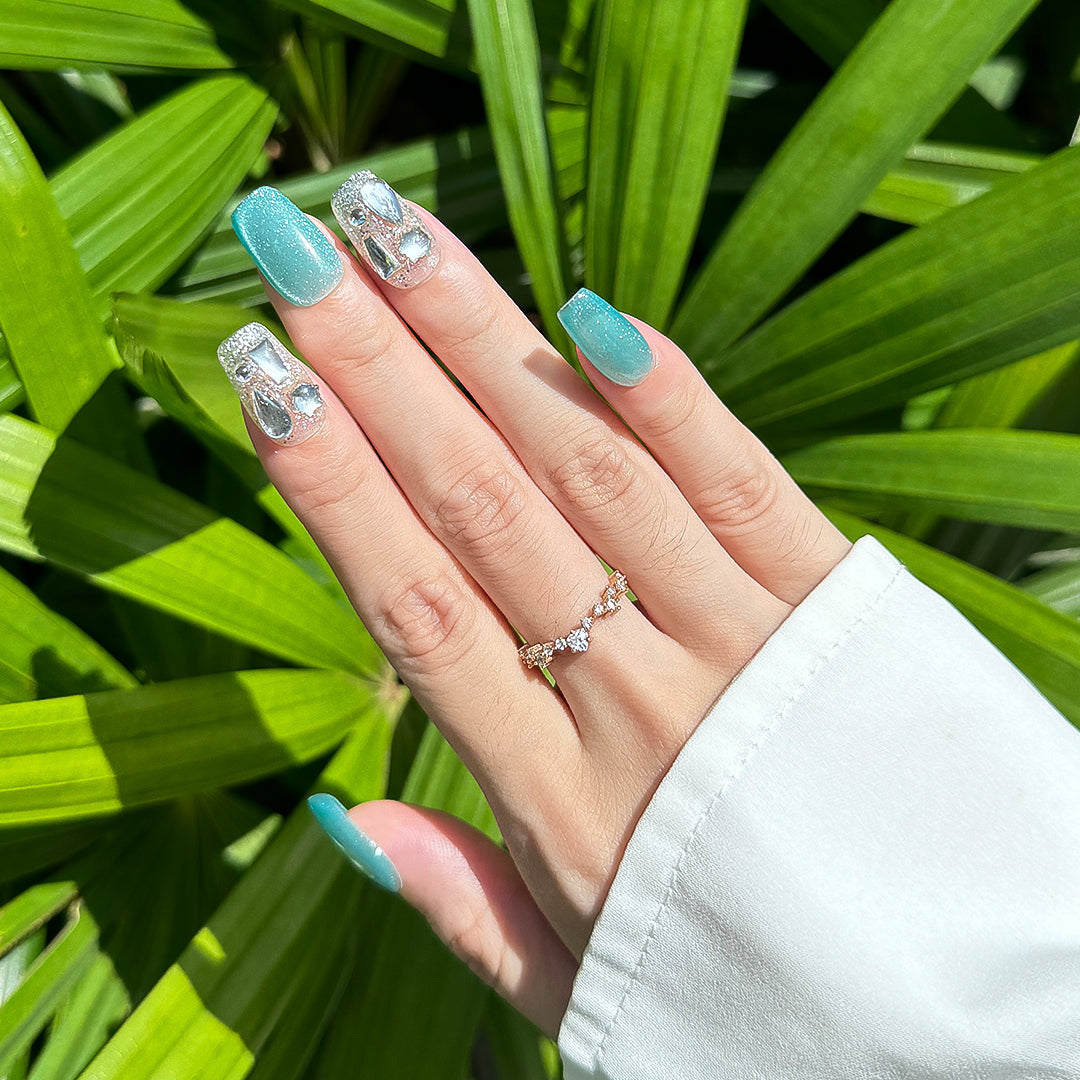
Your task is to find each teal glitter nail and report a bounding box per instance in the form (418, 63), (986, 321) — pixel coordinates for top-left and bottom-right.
(557, 288), (654, 387)
(307, 793), (401, 892)
(232, 187), (342, 307)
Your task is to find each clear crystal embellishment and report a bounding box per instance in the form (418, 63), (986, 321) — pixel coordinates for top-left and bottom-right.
(567, 627), (589, 653)
(399, 228), (431, 260)
(291, 383), (322, 416)
(233, 360), (253, 381)
(252, 389), (293, 439)
(581, 617), (592, 630)
(348, 206), (366, 227)
(249, 340), (289, 384)
(554, 638), (567, 651)
(364, 235), (399, 279)
(360, 177), (403, 224)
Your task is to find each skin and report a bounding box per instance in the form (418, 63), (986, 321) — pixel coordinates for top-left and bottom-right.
(245, 206), (853, 1039)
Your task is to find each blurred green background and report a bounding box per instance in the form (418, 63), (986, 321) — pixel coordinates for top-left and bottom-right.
(2, 0), (1080, 1076)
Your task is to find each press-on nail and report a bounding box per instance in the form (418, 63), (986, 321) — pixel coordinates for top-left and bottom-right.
(307, 793), (401, 892)
(232, 187), (342, 307)
(330, 171), (440, 289)
(557, 288), (654, 387)
(216, 323), (326, 445)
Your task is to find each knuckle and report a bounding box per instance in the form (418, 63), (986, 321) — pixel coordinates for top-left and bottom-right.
(444, 902), (510, 989)
(435, 281), (504, 356)
(646, 373), (708, 444)
(639, 506), (699, 578)
(697, 462), (780, 533)
(374, 573), (477, 677)
(287, 439), (369, 526)
(323, 295), (399, 371)
(548, 434), (644, 521)
(432, 460), (528, 559)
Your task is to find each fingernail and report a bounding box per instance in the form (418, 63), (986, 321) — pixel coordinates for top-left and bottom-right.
(232, 186), (342, 307)
(557, 288), (654, 387)
(216, 322), (326, 445)
(307, 794), (402, 892)
(330, 170), (440, 289)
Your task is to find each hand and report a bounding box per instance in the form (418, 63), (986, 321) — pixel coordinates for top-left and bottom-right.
(223, 182), (852, 1037)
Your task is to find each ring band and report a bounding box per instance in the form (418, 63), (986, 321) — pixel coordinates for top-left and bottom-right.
(518, 571), (629, 671)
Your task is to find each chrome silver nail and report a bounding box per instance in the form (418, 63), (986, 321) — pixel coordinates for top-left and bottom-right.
(330, 171), (440, 290)
(216, 323), (326, 445)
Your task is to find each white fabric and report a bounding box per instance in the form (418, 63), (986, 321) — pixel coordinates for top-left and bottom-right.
(559, 534), (1080, 1078)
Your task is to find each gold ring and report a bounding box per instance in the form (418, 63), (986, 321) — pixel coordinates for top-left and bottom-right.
(518, 571), (629, 671)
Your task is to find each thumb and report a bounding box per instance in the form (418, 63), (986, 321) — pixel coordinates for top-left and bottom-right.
(307, 795), (577, 1038)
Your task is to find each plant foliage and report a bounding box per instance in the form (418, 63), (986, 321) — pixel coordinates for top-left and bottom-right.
(1, 0), (1079, 1075)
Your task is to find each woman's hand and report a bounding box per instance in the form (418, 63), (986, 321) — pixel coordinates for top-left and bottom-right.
(223, 181), (852, 1037)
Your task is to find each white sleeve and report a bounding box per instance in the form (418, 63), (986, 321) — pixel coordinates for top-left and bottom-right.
(558, 534), (1080, 1079)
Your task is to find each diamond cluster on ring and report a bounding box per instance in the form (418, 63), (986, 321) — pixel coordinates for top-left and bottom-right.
(518, 571), (629, 671)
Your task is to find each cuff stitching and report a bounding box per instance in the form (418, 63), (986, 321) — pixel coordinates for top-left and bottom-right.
(591, 556), (906, 1069)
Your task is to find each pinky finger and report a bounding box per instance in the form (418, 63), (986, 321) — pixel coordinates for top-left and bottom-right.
(558, 290), (851, 604)
(307, 795), (577, 1038)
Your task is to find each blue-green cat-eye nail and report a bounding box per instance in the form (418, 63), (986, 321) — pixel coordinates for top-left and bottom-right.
(232, 187), (342, 307)
(307, 793), (401, 892)
(557, 288), (654, 387)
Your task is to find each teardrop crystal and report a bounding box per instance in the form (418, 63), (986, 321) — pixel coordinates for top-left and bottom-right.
(252, 389), (293, 440)
(360, 177), (403, 224)
(364, 235), (399, 280)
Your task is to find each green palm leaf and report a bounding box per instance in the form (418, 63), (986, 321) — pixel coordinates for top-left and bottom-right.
(0, 906), (98, 1078)
(0, 566), (135, 704)
(0, 102), (117, 431)
(831, 511), (1080, 728)
(0, 0), (233, 72)
(0, 669), (373, 826)
(52, 76), (278, 312)
(0, 415), (378, 675)
(77, 706), (395, 1080)
(786, 430), (1080, 531)
(718, 144), (1080, 430)
(465, 0), (571, 347)
(673, 0), (1040, 359)
(585, 0), (748, 327)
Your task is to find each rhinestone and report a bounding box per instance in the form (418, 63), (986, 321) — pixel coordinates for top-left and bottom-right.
(291, 383), (322, 416)
(348, 206), (366, 227)
(248, 340), (289, 384)
(554, 638), (567, 651)
(398, 228), (431, 261)
(567, 627), (589, 653)
(606, 598), (619, 612)
(594, 604), (605, 616)
(233, 360), (253, 381)
(364, 235), (399, 279)
(360, 177), (403, 224)
(580, 617), (593, 630)
(521, 642), (553, 668)
(252, 389), (292, 440)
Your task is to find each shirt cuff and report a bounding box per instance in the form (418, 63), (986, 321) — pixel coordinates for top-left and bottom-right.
(558, 534), (1080, 1078)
